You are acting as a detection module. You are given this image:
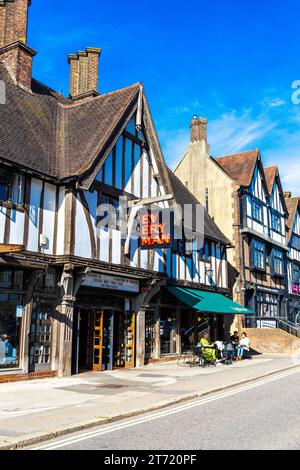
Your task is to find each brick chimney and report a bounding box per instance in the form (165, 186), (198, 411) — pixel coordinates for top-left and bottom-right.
(0, 0), (36, 90)
(68, 47), (101, 100)
(190, 115), (207, 142)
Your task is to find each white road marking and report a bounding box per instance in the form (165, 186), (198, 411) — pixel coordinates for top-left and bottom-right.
(30, 368), (300, 450)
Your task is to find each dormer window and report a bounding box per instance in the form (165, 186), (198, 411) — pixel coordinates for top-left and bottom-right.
(0, 168), (25, 206)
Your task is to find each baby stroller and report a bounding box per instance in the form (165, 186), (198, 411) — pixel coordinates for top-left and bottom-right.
(214, 341), (233, 365)
(194, 344), (217, 368)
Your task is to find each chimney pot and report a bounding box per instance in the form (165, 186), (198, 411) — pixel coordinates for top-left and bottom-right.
(190, 116), (207, 143)
(284, 191), (292, 199)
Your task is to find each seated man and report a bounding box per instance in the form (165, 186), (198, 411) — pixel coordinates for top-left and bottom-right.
(198, 333), (217, 363)
(236, 332), (250, 360)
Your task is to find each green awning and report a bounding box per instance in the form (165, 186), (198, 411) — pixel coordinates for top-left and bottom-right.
(166, 286), (254, 315)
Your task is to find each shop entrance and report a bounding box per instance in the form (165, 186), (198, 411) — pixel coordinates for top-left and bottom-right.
(73, 308), (135, 374)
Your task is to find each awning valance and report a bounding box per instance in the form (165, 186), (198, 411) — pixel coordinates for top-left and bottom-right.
(166, 286), (254, 315)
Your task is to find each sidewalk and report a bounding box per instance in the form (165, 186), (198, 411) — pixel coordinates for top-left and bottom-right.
(0, 354), (299, 450)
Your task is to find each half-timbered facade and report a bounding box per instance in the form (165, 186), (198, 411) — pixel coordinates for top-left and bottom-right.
(285, 194), (300, 324)
(0, 1), (237, 380)
(174, 117), (289, 329)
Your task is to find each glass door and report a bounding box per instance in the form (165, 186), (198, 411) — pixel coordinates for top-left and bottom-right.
(102, 310), (114, 371)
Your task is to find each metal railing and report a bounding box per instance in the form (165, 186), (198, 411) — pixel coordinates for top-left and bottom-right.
(245, 316), (300, 339)
(277, 319), (300, 339)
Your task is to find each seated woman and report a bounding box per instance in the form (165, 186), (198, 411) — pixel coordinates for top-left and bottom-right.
(236, 332), (250, 360)
(198, 333), (217, 362)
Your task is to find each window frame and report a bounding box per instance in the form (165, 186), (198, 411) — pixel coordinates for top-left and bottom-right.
(251, 198), (264, 225)
(271, 248), (284, 277)
(0, 167), (25, 207)
(251, 238), (266, 271)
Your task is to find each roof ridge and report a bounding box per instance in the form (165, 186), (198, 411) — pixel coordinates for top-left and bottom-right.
(61, 82), (142, 109)
(214, 148), (259, 160)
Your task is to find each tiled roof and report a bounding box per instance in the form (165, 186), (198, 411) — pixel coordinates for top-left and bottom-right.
(0, 62), (140, 180)
(264, 166), (278, 194)
(285, 196), (300, 243)
(213, 149), (259, 187)
(167, 168), (231, 245)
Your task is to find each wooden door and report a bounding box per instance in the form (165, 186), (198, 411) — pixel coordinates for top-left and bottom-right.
(93, 310), (103, 371)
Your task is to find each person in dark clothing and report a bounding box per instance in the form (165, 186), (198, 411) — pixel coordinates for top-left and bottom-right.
(230, 331), (240, 359)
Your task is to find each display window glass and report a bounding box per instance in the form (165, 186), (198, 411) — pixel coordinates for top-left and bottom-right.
(160, 309), (177, 355)
(0, 294), (23, 369)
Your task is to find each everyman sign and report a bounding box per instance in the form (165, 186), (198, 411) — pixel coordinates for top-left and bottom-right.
(140, 209), (174, 249)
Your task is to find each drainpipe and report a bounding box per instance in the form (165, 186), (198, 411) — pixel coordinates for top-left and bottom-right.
(238, 188), (252, 328)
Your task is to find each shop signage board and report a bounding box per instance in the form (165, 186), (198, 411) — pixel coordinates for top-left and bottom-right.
(16, 305), (23, 318)
(292, 285), (300, 294)
(82, 273), (139, 293)
(140, 209), (174, 250)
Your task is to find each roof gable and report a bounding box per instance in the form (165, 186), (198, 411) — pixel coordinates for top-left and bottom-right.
(167, 168), (230, 245)
(213, 149), (259, 187)
(265, 165), (288, 214)
(285, 196), (300, 243)
(0, 61), (141, 181)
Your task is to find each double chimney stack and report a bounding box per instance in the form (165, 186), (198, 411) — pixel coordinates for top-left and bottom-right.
(0, 0), (101, 97)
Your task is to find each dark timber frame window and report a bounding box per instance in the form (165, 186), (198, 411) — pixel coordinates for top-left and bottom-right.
(271, 210), (282, 233)
(251, 239), (266, 270)
(291, 234), (300, 251)
(292, 263), (300, 284)
(251, 198), (264, 224)
(0, 168), (25, 206)
(271, 248), (284, 277)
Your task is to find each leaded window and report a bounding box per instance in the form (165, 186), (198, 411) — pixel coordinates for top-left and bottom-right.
(0, 168), (25, 205)
(252, 239), (266, 270)
(272, 248), (284, 276)
(252, 199), (264, 224)
(271, 211), (281, 233)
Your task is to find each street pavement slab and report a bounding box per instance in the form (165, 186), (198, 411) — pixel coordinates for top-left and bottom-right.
(0, 354), (299, 449)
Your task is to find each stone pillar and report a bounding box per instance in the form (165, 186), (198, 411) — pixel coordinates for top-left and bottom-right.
(20, 298), (32, 373)
(135, 309), (145, 367)
(153, 307), (160, 361)
(57, 297), (75, 377)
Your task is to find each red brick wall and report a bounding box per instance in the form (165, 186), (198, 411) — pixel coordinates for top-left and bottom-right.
(0, 371), (57, 384)
(244, 328), (300, 354)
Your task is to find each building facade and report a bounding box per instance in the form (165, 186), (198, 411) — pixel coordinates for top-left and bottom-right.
(285, 194), (300, 324)
(0, 1), (243, 380)
(174, 117), (289, 329)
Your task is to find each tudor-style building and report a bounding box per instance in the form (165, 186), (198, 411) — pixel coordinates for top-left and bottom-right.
(174, 117), (289, 329)
(285, 194), (300, 323)
(0, 1), (247, 381)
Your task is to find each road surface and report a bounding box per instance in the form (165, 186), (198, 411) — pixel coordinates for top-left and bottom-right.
(29, 368), (300, 450)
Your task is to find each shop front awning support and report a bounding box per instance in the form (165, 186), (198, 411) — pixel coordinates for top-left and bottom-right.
(166, 286), (254, 315)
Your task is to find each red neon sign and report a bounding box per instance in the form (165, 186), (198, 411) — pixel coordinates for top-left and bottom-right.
(140, 210), (173, 249)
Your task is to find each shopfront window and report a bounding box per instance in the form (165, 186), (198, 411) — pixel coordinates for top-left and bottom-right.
(160, 309), (177, 355)
(0, 294), (23, 369)
(29, 299), (53, 367)
(257, 292), (279, 317)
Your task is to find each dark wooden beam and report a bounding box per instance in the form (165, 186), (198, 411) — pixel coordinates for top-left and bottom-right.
(0, 244), (25, 254)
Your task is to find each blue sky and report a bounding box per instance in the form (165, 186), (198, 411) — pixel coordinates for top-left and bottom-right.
(28, 0), (300, 194)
